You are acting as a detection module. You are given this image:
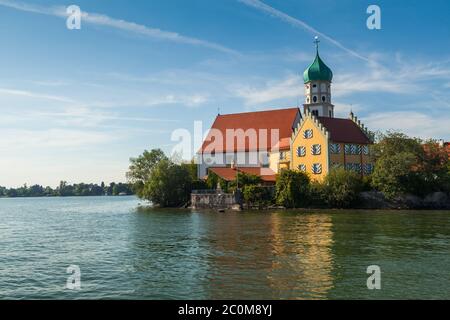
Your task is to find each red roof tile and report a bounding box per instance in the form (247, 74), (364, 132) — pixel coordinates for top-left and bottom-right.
(200, 108), (300, 153)
(208, 167), (277, 183)
(274, 137), (291, 151)
(318, 117), (371, 144)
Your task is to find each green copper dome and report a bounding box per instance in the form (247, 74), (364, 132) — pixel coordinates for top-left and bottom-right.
(303, 50), (333, 84)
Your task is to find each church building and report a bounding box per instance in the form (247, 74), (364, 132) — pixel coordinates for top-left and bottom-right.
(198, 39), (374, 182)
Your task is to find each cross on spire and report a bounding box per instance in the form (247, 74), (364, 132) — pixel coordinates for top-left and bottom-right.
(314, 36), (320, 52)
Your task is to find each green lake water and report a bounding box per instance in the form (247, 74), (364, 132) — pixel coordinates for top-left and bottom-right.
(0, 196), (449, 299)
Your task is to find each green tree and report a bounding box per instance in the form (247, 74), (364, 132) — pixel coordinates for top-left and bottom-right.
(0, 186), (6, 197)
(420, 140), (450, 194)
(206, 171), (228, 191)
(322, 168), (363, 208)
(127, 149), (167, 197)
(275, 170), (310, 208)
(229, 172), (262, 191)
(372, 152), (417, 199)
(141, 159), (193, 207)
(370, 132), (449, 198)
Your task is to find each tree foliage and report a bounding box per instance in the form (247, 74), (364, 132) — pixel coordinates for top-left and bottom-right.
(141, 159), (192, 207)
(371, 131), (449, 199)
(322, 168), (363, 208)
(229, 172), (263, 192)
(275, 170), (310, 208)
(242, 185), (272, 209)
(0, 182), (133, 198)
(127, 149), (168, 197)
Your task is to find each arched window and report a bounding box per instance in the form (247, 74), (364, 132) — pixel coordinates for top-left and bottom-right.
(313, 96), (317, 103)
(322, 96), (326, 102)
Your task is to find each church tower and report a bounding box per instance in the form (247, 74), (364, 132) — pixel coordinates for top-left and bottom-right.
(303, 37), (334, 118)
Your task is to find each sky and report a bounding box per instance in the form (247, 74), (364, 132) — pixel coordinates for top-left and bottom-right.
(0, 0), (449, 187)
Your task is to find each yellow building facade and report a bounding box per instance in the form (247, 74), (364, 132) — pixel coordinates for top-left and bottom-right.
(282, 39), (374, 181)
(290, 110), (373, 181)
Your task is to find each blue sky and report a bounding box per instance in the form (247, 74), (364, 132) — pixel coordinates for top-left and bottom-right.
(0, 0), (449, 187)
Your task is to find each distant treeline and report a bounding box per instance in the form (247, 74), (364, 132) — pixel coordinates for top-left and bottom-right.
(0, 181), (134, 198)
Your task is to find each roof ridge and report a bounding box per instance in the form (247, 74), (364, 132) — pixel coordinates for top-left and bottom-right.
(217, 107), (299, 117)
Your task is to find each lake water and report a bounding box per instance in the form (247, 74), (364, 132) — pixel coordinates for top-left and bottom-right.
(0, 196), (449, 300)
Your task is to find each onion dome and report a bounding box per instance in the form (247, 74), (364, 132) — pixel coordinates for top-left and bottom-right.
(303, 39), (333, 83)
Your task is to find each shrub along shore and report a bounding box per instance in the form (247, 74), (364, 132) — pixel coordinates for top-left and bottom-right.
(128, 131), (450, 210)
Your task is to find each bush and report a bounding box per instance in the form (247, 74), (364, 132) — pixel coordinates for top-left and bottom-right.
(308, 181), (326, 207)
(191, 179), (209, 191)
(275, 170), (310, 208)
(242, 185), (273, 209)
(322, 168), (363, 208)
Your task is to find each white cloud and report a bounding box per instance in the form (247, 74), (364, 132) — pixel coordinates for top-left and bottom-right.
(0, 0), (238, 55)
(233, 73), (301, 105)
(238, 0), (369, 61)
(34, 107), (181, 127)
(0, 87), (75, 103)
(232, 55), (450, 105)
(364, 111), (450, 140)
(333, 102), (363, 118)
(140, 94), (210, 107)
(0, 128), (113, 151)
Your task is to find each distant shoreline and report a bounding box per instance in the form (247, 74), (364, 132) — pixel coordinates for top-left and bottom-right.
(0, 194), (136, 199)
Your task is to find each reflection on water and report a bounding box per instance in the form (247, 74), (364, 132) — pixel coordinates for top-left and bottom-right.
(268, 214), (334, 299)
(207, 212), (336, 299)
(0, 197), (450, 299)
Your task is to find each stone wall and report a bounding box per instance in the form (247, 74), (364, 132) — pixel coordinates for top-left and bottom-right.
(191, 192), (238, 210)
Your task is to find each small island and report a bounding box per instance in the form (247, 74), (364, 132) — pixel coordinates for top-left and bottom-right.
(126, 47), (450, 211)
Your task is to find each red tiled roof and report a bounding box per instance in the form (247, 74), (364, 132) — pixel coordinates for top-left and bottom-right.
(208, 167), (277, 183)
(200, 108), (300, 153)
(318, 117), (371, 144)
(274, 137), (291, 151)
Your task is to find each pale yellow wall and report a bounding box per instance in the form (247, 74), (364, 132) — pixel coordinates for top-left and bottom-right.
(269, 149), (291, 173)
(291, 117), (329, 181)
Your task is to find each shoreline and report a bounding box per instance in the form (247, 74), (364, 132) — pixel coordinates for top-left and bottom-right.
(0, 194), (136, 199)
